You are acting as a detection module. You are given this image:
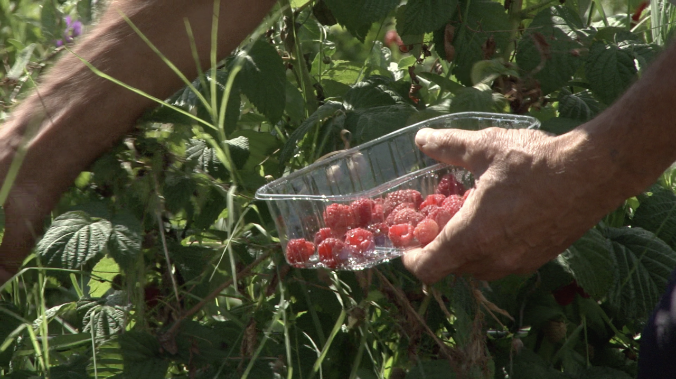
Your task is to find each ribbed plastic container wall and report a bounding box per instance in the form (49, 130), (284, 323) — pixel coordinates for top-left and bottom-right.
(256, 112), (540, 270)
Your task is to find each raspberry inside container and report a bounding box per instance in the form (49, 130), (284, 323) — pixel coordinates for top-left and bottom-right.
(255, 112), (540, 270)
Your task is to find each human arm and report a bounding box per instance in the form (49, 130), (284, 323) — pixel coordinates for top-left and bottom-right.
(0, 0), (275, 282)
(402, 41), (676, 283)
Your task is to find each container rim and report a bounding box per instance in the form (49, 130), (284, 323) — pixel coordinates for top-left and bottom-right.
(254, 112), (540, 201)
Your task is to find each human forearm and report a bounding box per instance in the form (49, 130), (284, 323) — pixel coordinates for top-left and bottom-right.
(565, 42), (676, 200)
(403, 41), (676, 283)
(0, 0), (275, 280)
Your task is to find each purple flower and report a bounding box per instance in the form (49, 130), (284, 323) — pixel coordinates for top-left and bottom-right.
(55, 16), (83, 46)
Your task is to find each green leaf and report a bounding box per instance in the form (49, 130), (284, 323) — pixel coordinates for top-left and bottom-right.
(470, 59), (519, 85)
(87, 339), (124, 378)
(50, 353), (91, 379)
(449, 84), (503, 113)
(193, 186), (227, 230)
(605, 226), (676, 323)
(230, 129), (282, 172)
(37, 211), (112, 270)
(107, 213), (142, 272)
(285, 81), (306, 122)
(163, 173), (197, 214)
(225, 135), (250, 170)
(444, 0), (511, 86)
(417, 72), (464, 95)
(168, 244), (215, 283)
(395, 0), (457, 36)
(558, 88), (601, 121)
(346, 103), (417, 143)
(77, 0), (93, 23)
(279, 101), (344, 166)
(118, 332), (168, 379)
(632, 185), (676, 248)
(364, 41), (393, 77)
(585, 41), (637, 104)
(324, 0), (399, 41)
(233, 39), (286, 123)
(41, 0), (58, 39)
(557, 228), (615, 299)
(88, 256), (121, 298)
(620, 40), (660, 71)
(186, 139), (229, 180)
(7, 43), (35, 80)
(79, 291), (129, 343)
(343, 76), (406, 110)
(321, 61), (363, 86)
(516, 6), (590, 94)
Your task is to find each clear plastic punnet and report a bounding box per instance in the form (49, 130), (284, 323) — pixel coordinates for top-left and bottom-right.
(255, 112), (540, 270)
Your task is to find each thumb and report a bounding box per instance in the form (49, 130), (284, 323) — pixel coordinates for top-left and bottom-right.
(415, 128), (492, 173)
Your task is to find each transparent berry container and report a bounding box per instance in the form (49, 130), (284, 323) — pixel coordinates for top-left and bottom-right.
(255, 112), (540, 270)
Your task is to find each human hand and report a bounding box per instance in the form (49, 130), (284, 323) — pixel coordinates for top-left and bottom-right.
(402, 126), (624, 283)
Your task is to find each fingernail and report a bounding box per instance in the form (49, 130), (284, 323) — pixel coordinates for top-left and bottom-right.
(415, 128), (434, 147)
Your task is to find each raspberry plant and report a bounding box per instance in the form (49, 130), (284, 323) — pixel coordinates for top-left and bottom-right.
(2, 0), (676, 378)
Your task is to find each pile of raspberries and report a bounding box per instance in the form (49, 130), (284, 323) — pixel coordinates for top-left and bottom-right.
(285, 174), (470, 269)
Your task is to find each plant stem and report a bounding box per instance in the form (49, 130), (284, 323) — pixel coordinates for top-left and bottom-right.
(282, 0), (318, 116)
(503, 0), (524, 60)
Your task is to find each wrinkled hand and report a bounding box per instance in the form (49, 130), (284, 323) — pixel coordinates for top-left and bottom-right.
(402, 126), (622, 283)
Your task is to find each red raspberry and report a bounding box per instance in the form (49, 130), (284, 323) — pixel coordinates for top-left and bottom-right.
(436, 174), (465, 196)
(419, 194), (446, 210)
(372, 203), (385, 223)
(345, 228), (375, 255)
(386, 189), (423, 209)
(323, 203), (356, 234)
(318, 238), (350, 269)
(420, 204), (437, 217)
(385, 203), (416, 225)
(286, 239), (315, 267)
(390, 207), (424, 226)
(367, 222), (389, 237)
(414, 219), (439, 246)
(425, 206), (452, 228)
(442, 195), (463, 216)
(350, 198), (375, 227)
(314, 227), (337, 245)
(388, 224), (415, 247)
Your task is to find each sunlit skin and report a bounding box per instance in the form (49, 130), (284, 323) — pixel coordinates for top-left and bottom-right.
(2, 0), (676, 289)
(403, 44), (676, 282)
(0, 0), (276, 282)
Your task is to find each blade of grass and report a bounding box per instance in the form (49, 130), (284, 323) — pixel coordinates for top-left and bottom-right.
(155, 211), (181, 305)
(592, 0), (609, 27)
(310, 308), (346, 378)
(36, 265), (50, 375)
(348, 327), (367, 379)
(184, 19), (209, 98)
(210, 0), (220, 119)
(226, 185), (238, 290)
(278, 266), (294, 379)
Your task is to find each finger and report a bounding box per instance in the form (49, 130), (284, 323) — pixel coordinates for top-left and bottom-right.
(415, 128), (493, 173)
(401, 210), (471, 284)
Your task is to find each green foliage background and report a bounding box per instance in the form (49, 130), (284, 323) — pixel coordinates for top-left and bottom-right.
(2, 0), (676, 378)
